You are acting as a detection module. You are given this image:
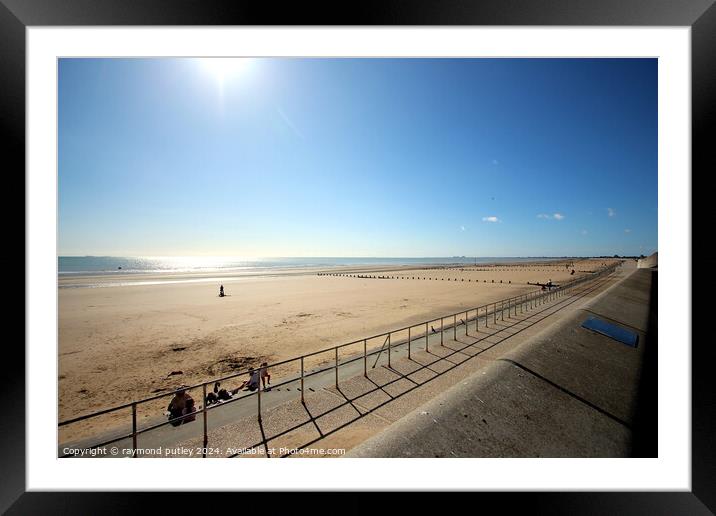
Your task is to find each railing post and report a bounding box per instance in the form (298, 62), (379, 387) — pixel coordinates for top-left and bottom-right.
(425, 322), (429, 349)
(202, 383), (208, 458)
(493, 303), (497, 324)
(408, 326), (411, 358)
(465, 311), (469, 336)
(301, 356), (306, 401)
(485, 306), (488, 328)
(501, 300), (504, 321)
(363, 339), (367, 378)
(131, 402), (137, 458)
(453, 314), (457, 340)
(440, 317), (444, 345)
(257, 385), (262, 423)
(388, 333), (392, 368)
(335, 347), (339, 388)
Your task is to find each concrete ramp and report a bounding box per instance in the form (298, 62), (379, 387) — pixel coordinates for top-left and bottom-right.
(638, 251), (658, 268)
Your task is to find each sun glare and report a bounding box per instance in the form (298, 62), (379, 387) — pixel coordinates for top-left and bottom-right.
(199, 58), (252, 86)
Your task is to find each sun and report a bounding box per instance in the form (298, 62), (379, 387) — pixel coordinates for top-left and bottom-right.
(198, 58), (253, 86)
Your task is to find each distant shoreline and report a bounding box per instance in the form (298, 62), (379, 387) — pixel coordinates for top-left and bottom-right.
(58, 257), (572, 289)
(58, 256), (572, 274)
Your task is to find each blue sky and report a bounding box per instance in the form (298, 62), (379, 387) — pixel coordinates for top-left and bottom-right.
(58, 58), (657, 257)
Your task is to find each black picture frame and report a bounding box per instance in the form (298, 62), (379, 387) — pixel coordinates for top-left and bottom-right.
(5, 0), (712, 513)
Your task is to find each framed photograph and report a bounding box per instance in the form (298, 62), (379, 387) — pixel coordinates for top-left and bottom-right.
(7, 0), (712, 512)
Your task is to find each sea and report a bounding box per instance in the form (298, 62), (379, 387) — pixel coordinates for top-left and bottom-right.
(59, 256), (566, 276)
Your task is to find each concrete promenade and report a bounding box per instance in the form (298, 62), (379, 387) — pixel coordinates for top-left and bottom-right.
(348, 262), (655, 457)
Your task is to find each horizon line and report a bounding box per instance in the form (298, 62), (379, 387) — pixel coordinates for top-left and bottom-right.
(57, 253), (647, 259)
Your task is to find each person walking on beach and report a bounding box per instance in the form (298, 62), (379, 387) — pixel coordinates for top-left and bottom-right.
(260, 362), (271, 391)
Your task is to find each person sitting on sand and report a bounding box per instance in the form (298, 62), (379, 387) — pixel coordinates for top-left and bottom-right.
(166, 388), (195, 426)
(260, 362), (271, 391)
(219, 285), (225, 297)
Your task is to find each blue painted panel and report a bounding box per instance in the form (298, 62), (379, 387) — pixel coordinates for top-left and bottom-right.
(581, 317), (639, 348)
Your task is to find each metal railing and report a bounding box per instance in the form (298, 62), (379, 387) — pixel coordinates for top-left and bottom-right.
(58, 262), (621, 457)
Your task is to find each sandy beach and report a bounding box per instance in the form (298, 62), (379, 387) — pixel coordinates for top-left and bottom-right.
(58, 258), (614, 440)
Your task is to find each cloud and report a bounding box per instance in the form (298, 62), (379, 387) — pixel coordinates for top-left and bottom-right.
(607, 207), (616, 217)
(482, 216), (500, 223)
(581, 229), (588, 235)
(537, 213), (565, 220)
(460, 225), (466, 232)
(624, 228), (631, 233)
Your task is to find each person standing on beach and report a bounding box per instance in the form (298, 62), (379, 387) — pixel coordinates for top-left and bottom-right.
(260, 362), (271, 391)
